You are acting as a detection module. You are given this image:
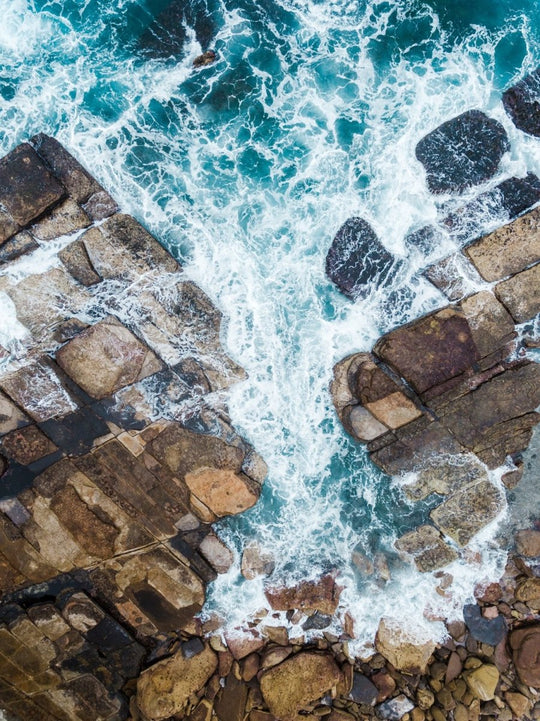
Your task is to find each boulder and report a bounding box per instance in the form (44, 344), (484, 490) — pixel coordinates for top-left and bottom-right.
(241, 541), (275, 580)
(463, 604), (507, 646)
(464, 664), (499, 701)
(415, 110), (509, 194)
(348, 672), (378, 705)
(59, 240), (102, 286)
(516, 529), (540, 557)
(325, 218), (397, 299)
(185, 467), (259, 518)
(515, 577), (540, 606)
(265, 574), (341, 615)
(194, 50), (217, 68)
(495, 262), (540, 323)
(502, 67), (540, 137)
(510, 625), (540, 687)
(344, 405), (388, 442)
(464, 205), (540, 282)
(377, 694), (415, 720)
(375, 619), (436, 674)
(136, 642), (217, 720)
(259, 652), (342, 720)
(56, 316), (163, 399)
(30, 198), (90, 241)
(429, 480), (504, 546)
(198, 533), (234, 574)
(0, 231), (39, 263)
(395, 525), (458, 572)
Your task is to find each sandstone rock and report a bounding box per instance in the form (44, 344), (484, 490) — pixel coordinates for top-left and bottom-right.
(505, 691), (530, 719)
(510, 625), (540, 687)
(0, 231), (38, 263)
(464, 205), (540, 281)
(136, 642), (217, 720)
(214, 672), (249, 721)
(0, 205), (19, 245)
(265, 574), (341, 615)
(261, 646), (293, 670)
(516, 529), (540, 557)
(0, 392), (29, 436)
(344, 405), (388, 442)
(371, 670), (396, 702)
(430, 480), (504, 546)
(59, 240), (102, 286)
(403, 454), (487, 501)
(515, 577), (540, 606)
(460, 291), (516, 361)
(1, 426), (57, 465)
(373, 307), (479, 396)
(198, 532), (234, 574)
(56, 316), (163, 399)
(241, 541), (275, 580)
(326, 218), (397, 299)
(377, 694), (415, 720)
(415, 110), (509, 194)
(423, 253), (483, 301)
(82, 190), (119, 220)
(225, 631), (265, 660)
(464, 663), (499, 701)
(463, 604), (507, 646)
(0, 143), (65, 227)
(185, 467), (259, 517)
(503, 67), (540, 137)
(330, 353), (368, 418)
(260, 652), (342, 720)
(365, 391), (422, 430)
(395, 525), (458, 572)
(495, 262), (540, 323)
(30, 198), (90, 241)
(375, 619), (436, 674)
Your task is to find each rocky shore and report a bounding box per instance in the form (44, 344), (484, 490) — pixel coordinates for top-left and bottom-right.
(0, 67), (539, 721)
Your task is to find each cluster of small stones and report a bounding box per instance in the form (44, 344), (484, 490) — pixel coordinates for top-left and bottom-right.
(0, 136), (267, 720)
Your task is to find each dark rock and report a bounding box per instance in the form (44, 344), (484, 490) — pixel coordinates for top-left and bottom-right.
(503, 67), (540, 137)
(59, 240), (102, 286)
(0, 232), (38, 264)
(214, 672), (249, 721)
(463, 604), (507, 646)
(138, 0), (215, 59)
(194, 50), (217, 68)
(415, 110), (509, 194)
(182, 637), (205, 659)
(349, 672), (378, 705)
(0, 426), (57, 466)
(326, 218), (398, 299)
(302, 612), (332, 630)
(0, 143), (65, 227)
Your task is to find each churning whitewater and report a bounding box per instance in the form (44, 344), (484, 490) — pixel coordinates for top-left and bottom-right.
(1, 0), (540, 648)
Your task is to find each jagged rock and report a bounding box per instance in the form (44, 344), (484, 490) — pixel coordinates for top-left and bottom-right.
(515, 577), (540, 606)
(136, 642), (217, 720)
(495, 262), (540, 323)
(403, 454), (487, 501)
(503, 67), (540, 137)
(377, 694), (415, 720)
(326, 218), (397, 299)
(241, 541), (275, 580)
(464, 664), (499, 701)
(395, 525), (458, 572)
(1, 425), (57, 466)
(194, 50), (217, 67)
(464, 205), (540, 282)
(260, 652), (342, 720)
(56, 316), (163, 399)
(415, 110), (509, 194)
(463, 604), (507, 646)
(265, 574), (341, 615)
(375, 619), (436, 674)
(510, 625), (540, 687)
(0, 143), (65, 228)
(430, 480), (504, 546)
(516, 529), (540, 557)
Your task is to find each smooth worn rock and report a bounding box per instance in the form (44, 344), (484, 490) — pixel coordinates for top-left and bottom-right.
(510, 625), (540, 687)
(395, 525), (458, 572)
(198, 532), (234, 574)
(495, 262), (540, 323)
(464, 204), (540, 281)
(136, 643), (217, 720)
(0, 143), (65, 228)
(260, 652), (342, 720)
(265, 574), (341, 615)
(56, 316), (163, 399)
(326, 218), (397, 299)
(348, 672), (378, 705)
(375, 619), (436, 674)
(460, 291), (516, 361)
(185, 467), (259, 518)
(505, 691), (531, 719)
(423, 252), (484, 302)
(464, 663), (499, 701)
(463, 604), (507, 646)
(344, 405), (388, 442)
(516, 529), (540, 557)
(430, 480), (504, 546)
(415, 110), (509, 194)
(59, 239), (102, 286)
(503, 67), (540, 137)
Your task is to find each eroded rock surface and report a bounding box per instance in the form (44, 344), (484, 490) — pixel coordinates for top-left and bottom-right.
(503, 66), (540, 137)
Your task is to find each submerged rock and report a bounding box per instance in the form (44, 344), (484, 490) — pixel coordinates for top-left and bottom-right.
(503, 67), (540, 137)
(415, 110), (509, 194)
(193, 50), (217, 68)
(325, 217), (398, 299)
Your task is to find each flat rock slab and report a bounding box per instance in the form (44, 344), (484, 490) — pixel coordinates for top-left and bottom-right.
(495, 262), (540, 323)
(415, 110), (509, 194)
(0, 143), (65, 230)
(429, 479), (504, 546)
(326, 217), (397, 299)
(56, 316), (163, 399)
(395, 524), (458, 572)
(464, 205), (540, 281)
(503, 67), (540, 137)
(463, 603), (507, 646)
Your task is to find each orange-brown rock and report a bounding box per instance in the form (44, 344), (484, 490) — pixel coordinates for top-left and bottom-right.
(509, 625), (540, 687)
(185, 467), (259, 518)
(265, 573), (341, 615)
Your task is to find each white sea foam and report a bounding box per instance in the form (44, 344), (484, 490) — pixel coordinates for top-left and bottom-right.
(0, 0), (538, 648)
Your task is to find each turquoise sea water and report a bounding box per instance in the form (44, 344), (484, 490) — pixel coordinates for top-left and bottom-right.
(1, 0), (540, 644)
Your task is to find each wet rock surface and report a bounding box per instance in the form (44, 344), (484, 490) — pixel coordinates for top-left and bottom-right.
(503, 66), (540, 137)
(415, 110), (509, 195)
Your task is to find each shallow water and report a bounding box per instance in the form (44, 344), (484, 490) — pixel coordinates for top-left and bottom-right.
(0, 0), (540, 647)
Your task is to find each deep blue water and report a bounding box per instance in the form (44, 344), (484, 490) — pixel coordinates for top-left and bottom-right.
(0, 0), (539, 643)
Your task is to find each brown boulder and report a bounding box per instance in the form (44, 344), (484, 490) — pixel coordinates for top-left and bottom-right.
(375, 618), (436, 674)
(509, 625), (540, 687)
(516, 529), (540, 557)
(495, 262), (540, 323)
(260, 652), (342, 720)
(56, 316), (163, 399)
(241, 541), (275, 579)
(136, 643), (217, 720)
(265, 574), (341, 615)
(464, 664), (499, 701)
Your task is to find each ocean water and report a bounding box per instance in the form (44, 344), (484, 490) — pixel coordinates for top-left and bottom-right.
(1, 0), (540, 650)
